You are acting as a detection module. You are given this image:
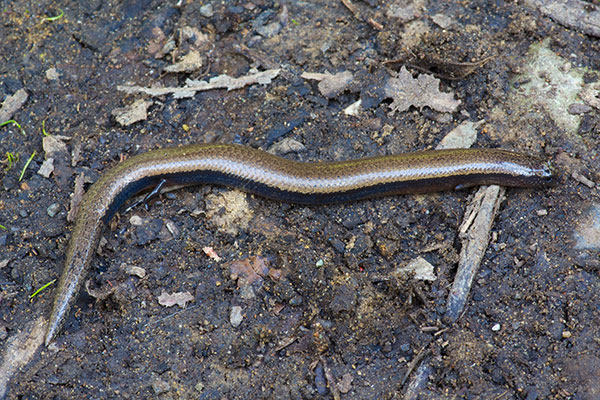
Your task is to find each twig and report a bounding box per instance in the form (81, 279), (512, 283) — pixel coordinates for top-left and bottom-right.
(340, 0), (382, 30)
(445, 185), (505, 321)
(144, 305), (199, 327)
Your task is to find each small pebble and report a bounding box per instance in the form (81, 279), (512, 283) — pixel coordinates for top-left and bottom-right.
(492, 323), (501, 332)
(314, 363), (328, 395)
(199, 4), (213, 17)
(47, 203), (61, 217)
(151, 376), (170, 395)
(230, 305), (243, 327)
(129, 215), (144, 226)
(568, 103), (592, 115)
(289, 295), (303, 306)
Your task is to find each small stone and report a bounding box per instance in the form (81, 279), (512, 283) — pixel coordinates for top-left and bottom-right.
(151, 376), (170, 395)
(431, 14), (454, 29)
(255, 21), (281, 37)
(199, 4), (214, 17)
(289, 295), (303, 306)
(121, 263), (146, 278)
(45, 67), (60, 80)
(492, 323), (501, 332)
(47, 203), (61, 217)
(568, 103), (592, 115)
(230, 305), (243, 327)
(129, 215), (144, 226)
(562, 330), (572, 339)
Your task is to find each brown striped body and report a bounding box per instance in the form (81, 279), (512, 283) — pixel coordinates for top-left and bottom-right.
(45, 144), (553, 345)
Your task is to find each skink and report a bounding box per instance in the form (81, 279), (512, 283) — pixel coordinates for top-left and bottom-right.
(45, 143), (553, 345)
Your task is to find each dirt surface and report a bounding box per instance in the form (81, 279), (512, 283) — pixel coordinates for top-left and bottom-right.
(1, 0), (600, 399)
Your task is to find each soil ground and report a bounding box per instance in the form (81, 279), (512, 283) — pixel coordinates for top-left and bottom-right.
(1, 0), (600, 399)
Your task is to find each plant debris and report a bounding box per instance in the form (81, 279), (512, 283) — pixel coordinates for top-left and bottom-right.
(164, 50), (203, 73)
(526, 0), (600, 37)
(157, 291), (194, 307)
(118, 69), (281, 99)
(229, 256), (270, 287)
(384, 66), (461, 113)
(202, 246), (222, 262)
(301, 71), (353, 98)
(0, 89), (28, 122)
(111, 99), (153, 126)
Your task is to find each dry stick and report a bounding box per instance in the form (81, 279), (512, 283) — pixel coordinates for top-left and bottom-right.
(445, 185), (505, 321)
(403, 356), (433, 400)
(340, 0), (383, 30)
(401, 345), (430, 387)
(403, 185), (503, 398)
(0, 89), (28, 122)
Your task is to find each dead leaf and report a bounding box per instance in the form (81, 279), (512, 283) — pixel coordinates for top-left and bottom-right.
(42, 135), (68, 157)
(0, 88), (28, 122)
(202, 246), (222, 262)
(111, 99), (153, 126)
(120, 263), (146, 278)
(118, 69), (281, 99)
(37, 158), (54, 178)
(229, 256), (270, 287)
(337, 373), (354, 394)
(164, 50), (203, 73)
(268, 268), (283, 281)
(384, 66), (460, 113)
(157, 291), (194, 307)
(147, 27), (168, 56)
(393, 256), (437, 281)
(301, 71), (353, 98)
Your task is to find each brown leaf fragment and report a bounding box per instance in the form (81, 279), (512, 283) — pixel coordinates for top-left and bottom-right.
(111, 99), (153, 126)
(37, 158), (54, 178)
(384, 67), (460, 113)
(120, 263), (146, 278)
(118, 69), (280, 99)
(42, 135), (72, 188)
(268, 268), (283, 281)
(157, 291), (194, 307)
(42, 135), (68, 156)
(302, 71), (353, 98)
(147, 27), (169, 56)
(164, 50), (203, 73)
(0, 88), (28, 122)
(228, 256), (270, 287)
(202, 246), (222, 262)
(337, 373), (354, 394)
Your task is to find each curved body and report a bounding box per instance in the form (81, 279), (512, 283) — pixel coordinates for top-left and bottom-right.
(45, 144), (553, 345)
